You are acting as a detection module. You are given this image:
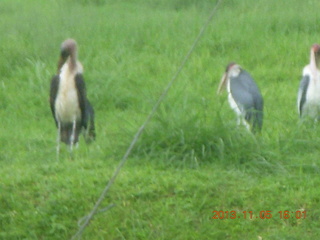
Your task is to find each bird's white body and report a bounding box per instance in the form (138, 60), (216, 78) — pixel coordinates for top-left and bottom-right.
(55, 61), (83, 123)
(297, 44), (320, 120)
(299, 65), (320, 118)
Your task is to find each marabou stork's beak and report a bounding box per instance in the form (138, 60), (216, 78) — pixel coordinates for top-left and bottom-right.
(57, 56), (66, 74)
(56, 43), (73, 74)
(217, 72), (227, 94)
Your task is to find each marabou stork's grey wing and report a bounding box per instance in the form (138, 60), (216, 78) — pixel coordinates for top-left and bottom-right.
(75, 73), (87, 128)
(230, 70), (260, 110)
(249, 77), (263, 131)
(297, 75), (310, 117)
(49, 75), (60, 126)
(230, 70), (263, 131)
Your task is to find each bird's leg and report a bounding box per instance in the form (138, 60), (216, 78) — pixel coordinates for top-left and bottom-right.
(56, 121), (61, 160)
(243, 119), (251, 131)
(236, 116), (241, 126)
(70, 118), (77, 152)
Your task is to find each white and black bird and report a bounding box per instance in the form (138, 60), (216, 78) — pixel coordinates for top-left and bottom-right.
(217, 62), (264, 132)
(297, 44), (320, 120)
(49, 39), (95, 155)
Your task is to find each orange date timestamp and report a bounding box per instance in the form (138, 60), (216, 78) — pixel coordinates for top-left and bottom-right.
(212, 210), (307, 220)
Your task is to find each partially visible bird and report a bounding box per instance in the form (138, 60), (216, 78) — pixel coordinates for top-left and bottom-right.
(297, 44), (320, 120)
(49, 39), (95, 156)
(217, 62), (264, 132)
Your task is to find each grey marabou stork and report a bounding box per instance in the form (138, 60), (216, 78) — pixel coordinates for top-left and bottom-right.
(297, 44), (320, 120)
(217, 62), (264, 132)
(49, 39), (95, 156)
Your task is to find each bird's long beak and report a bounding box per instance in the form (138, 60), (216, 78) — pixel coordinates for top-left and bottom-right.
(57, 56), (67, 74)
(217, 73), (227, 94)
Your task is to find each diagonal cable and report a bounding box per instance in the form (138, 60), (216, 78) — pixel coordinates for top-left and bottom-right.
(71, 0), (223, 239)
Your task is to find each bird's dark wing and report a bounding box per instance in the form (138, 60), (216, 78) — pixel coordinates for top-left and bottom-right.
(230, 70), (262, 110)
(250, 77), (263, 132)
(75, 73), (87, 127)
(230, 70), (263, 131)
(297, 75), (310, 117)
(49, 75), (60, 126)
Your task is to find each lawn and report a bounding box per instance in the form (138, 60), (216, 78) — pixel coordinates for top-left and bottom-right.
(1, 0), (320, 239)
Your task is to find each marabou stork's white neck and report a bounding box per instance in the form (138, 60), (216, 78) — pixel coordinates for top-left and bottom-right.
(57, 39), (79, 74)
(310, 44), (320, 83)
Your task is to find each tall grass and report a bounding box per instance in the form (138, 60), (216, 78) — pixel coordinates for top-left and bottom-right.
(1, 0), (320, 239)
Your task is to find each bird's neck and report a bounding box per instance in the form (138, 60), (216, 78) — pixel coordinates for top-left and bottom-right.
(310, 51), (319, 81)
(68, 54), (77, 72)
(316, 59), (320, 70)
(57, 53), (78, 75)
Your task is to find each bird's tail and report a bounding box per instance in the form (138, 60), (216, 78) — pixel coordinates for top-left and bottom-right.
(60, 123), (81, 145)
(246, 109), (263, 133)
(84, 100), (96, 143)
(252, 111), (263, 133)
(85, 118), (96, 143)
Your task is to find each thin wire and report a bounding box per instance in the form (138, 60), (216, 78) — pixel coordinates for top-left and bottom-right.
(77, 204), (116, 227)
(71, 1), (223, 239)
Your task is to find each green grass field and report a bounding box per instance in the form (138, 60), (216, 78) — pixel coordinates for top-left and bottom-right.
(1, 0), (320, 239)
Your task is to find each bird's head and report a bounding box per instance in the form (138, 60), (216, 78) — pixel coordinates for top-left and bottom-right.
(57, 39), (78, 72)
(217, 62), (241, 94)
(312, 43), (320, 67)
